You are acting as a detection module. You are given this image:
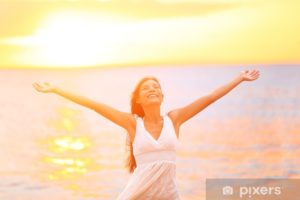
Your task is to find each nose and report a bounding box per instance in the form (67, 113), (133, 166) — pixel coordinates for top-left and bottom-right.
(148, 86), (159, 93)
(149, 86), (155, 91)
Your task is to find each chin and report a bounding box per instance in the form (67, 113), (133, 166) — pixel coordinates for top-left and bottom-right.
(145, 100), (162, 106)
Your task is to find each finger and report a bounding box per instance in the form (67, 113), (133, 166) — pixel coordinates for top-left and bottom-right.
(250, 70), (259, 77)
(249, 70), (256, 75)
(32, 84), (41, 91)
(251, 72), (259, 77)
(34, 83), (41, 88)
(252, 74), (259, 80)
(250, 71), (257, 77)
(253, 71), (260, 77)
(35, 83), (44, 90)
(32, 83), (39, 89)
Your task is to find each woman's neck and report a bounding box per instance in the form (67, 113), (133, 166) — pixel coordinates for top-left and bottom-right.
(143, 106), (161, 123)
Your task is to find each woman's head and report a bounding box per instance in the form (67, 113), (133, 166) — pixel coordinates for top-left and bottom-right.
(131, 76), (163, 118)
(126, 76), (163, 173)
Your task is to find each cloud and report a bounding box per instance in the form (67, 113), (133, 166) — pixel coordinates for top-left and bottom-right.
(0, 1), (238, 38)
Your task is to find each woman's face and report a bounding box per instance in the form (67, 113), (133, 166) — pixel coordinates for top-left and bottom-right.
(137, 79), (163, 106)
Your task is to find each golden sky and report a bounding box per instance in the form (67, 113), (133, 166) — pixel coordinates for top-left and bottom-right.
(0, 0), (299, 68)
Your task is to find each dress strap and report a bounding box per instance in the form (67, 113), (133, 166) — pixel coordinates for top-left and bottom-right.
(132, 114), (142, 146)
(133, 114), (139, 120)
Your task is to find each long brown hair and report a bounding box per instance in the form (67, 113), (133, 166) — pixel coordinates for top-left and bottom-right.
(126, 76), (161, 173)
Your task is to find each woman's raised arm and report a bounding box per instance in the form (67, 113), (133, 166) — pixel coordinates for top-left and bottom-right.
(32, 82), (135, 131)
(168, 69), (260, 130)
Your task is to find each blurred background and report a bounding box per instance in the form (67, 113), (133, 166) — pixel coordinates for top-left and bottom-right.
(0, 0), (299, 199)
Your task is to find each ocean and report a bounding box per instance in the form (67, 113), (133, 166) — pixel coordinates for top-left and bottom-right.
(0, 65), (299, 199)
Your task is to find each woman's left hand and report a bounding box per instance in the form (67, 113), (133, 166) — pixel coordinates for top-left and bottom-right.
(240, 69), (260, 81)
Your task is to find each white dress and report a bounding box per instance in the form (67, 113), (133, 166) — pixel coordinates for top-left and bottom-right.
(117, 115), (181, 200)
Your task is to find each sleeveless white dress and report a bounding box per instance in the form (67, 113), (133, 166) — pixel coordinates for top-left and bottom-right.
(117, 114), (181, 200)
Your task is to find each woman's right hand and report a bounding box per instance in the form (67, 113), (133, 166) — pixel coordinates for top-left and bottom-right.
(32, 82), (57, 93)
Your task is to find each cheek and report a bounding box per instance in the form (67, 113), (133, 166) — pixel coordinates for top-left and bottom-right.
(137, 91), (147, 103)
(139, 91), (147, 99)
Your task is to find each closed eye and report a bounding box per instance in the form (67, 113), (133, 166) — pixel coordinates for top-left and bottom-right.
(153, 84), (160, 89)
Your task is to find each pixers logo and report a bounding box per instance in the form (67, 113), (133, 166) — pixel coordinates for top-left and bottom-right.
(222, 186), (234, 195)
(239, 186), (282, 198)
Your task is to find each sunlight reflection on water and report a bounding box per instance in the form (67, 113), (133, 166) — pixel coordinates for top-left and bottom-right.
(0, 66), (299, 199)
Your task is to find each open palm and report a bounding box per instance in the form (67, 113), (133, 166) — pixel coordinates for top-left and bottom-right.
(240, 70), (260, 81)
(32, 82), (56, 93)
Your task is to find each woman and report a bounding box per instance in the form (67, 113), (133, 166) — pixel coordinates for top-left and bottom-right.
(32, 69), (260, 199)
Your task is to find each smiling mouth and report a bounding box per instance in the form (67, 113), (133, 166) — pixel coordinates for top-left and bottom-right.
(147, 94), (158, 98)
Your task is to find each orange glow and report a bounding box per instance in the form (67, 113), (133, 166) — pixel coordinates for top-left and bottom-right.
(6, 11), (129, 68)
(0, 1), (299, 68)
(38, 107), (97, 182)
(42, 135), (94, 180)
(40, 134), (98, 183)
(52, 136), (91, 152)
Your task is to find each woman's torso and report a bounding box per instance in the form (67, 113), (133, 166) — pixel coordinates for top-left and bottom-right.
(132, 114), (179, 166)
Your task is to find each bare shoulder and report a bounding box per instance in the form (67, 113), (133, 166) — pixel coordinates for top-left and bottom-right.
(167, 109), (180, 126)
(126, 113), (137, 131)
(167, 110), (180, 138)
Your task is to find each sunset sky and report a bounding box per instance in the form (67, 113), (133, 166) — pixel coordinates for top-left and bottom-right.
(0, 0), (299, 68)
